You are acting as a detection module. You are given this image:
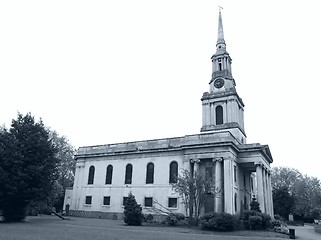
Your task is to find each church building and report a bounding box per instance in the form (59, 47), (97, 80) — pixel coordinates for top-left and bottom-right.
(64, 11), (274, 219)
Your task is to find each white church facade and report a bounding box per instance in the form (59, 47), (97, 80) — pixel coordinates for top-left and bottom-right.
(64, 11), (274, 219)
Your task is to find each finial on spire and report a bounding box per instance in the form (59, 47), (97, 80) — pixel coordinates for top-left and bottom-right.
(219, 6), (223, 12)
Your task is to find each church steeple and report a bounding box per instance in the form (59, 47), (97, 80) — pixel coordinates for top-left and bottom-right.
(216, 9), (226, 50)
(201, 9), (246, 144)
(210, 9), (234, 89)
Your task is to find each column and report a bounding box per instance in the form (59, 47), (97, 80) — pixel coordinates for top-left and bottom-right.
(265, 170), (271, 215)
(256, 164), (265, 213)
(205, 103), (210, 126)
(267, 171), (274, 217)
(190, 159), (200, 175)
(214, 157), (223, 212)
(264, 169), (269, 213)
(224, 157), (233, 214)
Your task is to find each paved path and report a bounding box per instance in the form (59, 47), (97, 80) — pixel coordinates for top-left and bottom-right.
(291, 225), (320, 240)
(0, 215), (287, 240)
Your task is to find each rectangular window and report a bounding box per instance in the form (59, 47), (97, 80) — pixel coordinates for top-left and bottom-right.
(234, 166), (237, 183)
(85, 196), (92, 205)
(144, 197), (153, 207)
(103, 196), (110, 206)
(168, 198), (177, 208)
(123, 197), (129, 206)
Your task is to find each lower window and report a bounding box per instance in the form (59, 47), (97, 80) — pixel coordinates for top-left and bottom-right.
(168, 198), (177, 208)
(85, 196), (92, 205)
(144, 197), (153, 207)
(123, 197), (129, 206)
(103, 196), (110, 206)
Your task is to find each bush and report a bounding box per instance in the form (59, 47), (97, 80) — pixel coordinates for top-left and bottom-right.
(200, 212), (238, 231)
(164, 213), (186, 226)
(271, 219), (282, 228)
(2, 204), (27, 222)
(274, 214), (283, 221)
(241, 210), (271, 230)
(143, 214), (154, 223)
(123, 193), (143, 226)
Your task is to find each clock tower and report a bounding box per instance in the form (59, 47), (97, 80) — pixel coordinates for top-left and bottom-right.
(201, 10), (246, 144)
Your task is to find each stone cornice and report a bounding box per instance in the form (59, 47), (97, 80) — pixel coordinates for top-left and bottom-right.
(75, 131), (241, 160)
(201, 90), (244, 107)
(200, 122), (247, 138)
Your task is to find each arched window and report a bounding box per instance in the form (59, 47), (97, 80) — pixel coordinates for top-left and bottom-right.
(234, 193), (238, 212)
(218, 58), (222, 71)
(146, 163), (154, 184)
(125, 164), (133, 184)
(169, 161), (178, 183)
(88, 166), (95, 185)
(215, 105), (223, 125)
(105, 165), (113, 185)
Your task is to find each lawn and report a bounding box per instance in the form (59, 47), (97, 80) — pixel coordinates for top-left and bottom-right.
(0, 215), (288, 240)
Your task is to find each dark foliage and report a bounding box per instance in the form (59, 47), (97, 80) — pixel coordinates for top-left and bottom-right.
(241, 210), (272, 230)
(272, 186), (295, 219)
(123, 192), (143, 226)
(164, 213), (186, 226)
(200, 212), (238, 231)
(143, 214), (154, 223)
(250, 198), (261, 212)
(0, 113), (59, 222)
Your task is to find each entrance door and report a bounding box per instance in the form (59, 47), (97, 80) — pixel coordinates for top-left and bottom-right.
(204, 193), (214, 213)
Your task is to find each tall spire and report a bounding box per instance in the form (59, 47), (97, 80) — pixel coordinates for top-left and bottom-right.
(216, 7), (226, 50)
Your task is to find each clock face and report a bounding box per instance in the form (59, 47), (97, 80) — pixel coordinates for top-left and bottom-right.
(214, 78), (225, 88)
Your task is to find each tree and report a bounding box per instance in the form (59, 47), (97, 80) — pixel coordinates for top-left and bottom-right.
(271, 167), (321, 219)
(123, 192), (143, 226)
(272, 186), (295, 219)
(0, 113), (59, 222)
(47, 131), (75, 212)
(171, 169), (217, 224)
(250, 198), (261, 212)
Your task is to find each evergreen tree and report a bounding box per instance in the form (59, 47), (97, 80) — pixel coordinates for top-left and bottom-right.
(123, 192), (143, 226)
(0, 113), (59, 222)
(250, 198), (261, 212)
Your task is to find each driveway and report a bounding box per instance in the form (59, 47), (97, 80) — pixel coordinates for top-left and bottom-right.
(291, 225), (320, 240)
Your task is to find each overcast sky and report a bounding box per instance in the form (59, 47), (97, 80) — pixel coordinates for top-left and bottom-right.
(1, 0), (320, 180)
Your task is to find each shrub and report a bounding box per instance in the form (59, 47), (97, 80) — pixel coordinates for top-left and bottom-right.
(274, 214), (282, 221)
(249, 215), (263, 230)
(200, 212), (237, 231)
(271, 219), (282, 228)
(143, 214), (154, 223)
(164, 213), (186, 226)
(241, 210), (271, 230)
(123, 193), (143, 226)
(250, 199), (261, 212)
(2, 203), (27, 222)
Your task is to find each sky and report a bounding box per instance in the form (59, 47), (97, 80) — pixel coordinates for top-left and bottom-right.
(1, 0), (321, 180)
